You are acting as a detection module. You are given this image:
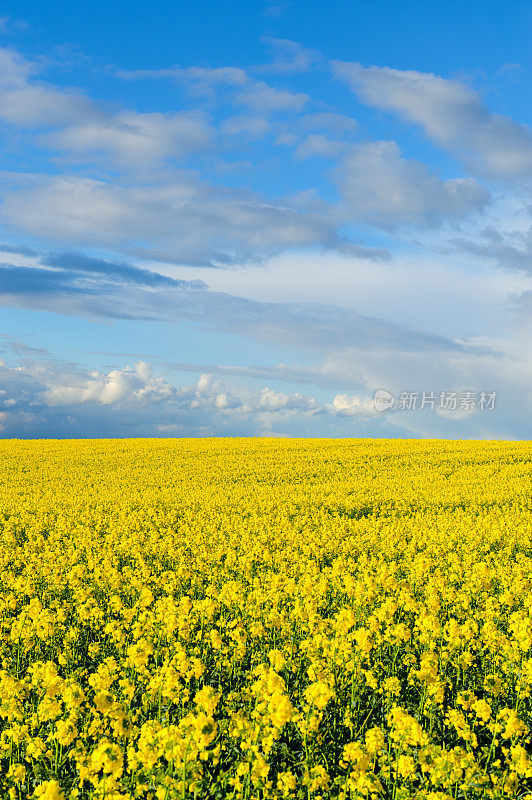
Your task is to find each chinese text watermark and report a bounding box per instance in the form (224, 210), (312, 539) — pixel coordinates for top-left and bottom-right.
(373, 389), (497, 413)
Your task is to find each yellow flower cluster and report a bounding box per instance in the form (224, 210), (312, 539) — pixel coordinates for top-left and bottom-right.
(0, 436), (530, 799)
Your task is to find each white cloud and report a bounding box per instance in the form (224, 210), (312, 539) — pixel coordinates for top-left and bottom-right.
(329, 393), (377, 417)
(39, 110), (212, 166)
(258, 37), (322, 73)
(0, 255), (471, 354)
(0, 16), (27, 34)
(0, 173), (363, 265)
(0, 356), (328, 437)
(0, 44), (384, 265)
(115, 65), (249, 90)
(2, 327), (529, 438)
(117, 59), (308, 117)
(0, 46), (212, 170)
(0, 42), (531, 441)
(452, 223), (532, 274)
(221, 114), (271, 138)
(257, 385), (317, 411)
(0, 47), (38, 91)
(498, 63), (522, 76)
(337, 141), (489, 227)
(0, 47), (95, 126)
(235, 81), (308, 114)
(301, 112), (358, 135)
(0, 45), (376, 265)
(333, 61), (532, 179)
(296, 134), (347, 159)
(188, 373), (319, 415)
(313, 331), (532, 439)
(198, 245), (530, 340)
(43, 361), (172, 406)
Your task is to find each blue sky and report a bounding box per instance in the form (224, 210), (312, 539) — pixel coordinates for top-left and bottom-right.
(0, 0), (531, 438)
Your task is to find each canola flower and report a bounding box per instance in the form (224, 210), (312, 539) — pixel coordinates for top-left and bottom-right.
(0, 437), (530, 799)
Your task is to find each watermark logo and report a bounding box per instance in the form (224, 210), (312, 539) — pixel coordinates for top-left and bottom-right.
(373, 389), (497, 413)
(373, 388), (395, 412)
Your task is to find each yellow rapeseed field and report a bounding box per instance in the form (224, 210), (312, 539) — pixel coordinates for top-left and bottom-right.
(0, 438), (531, 800)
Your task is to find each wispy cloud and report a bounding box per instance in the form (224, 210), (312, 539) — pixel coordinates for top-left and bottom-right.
(257, 37), (322, 73)
(452, 225), (532, 274)
(336, 141), (490, 228)
(0, 254), (481, 357)
(0, 173), (387, 266)
(39, 110), (212, 167)
(0, 46), (95, 126)
(114, 65), (249, 94)
(234, 81), (309, 114)
(333, 61), (532, 179)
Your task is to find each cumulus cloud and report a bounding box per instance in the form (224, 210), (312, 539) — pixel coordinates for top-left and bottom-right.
(333, 61), (532, 179)
(336, 141), (490, 228)
(1, 328), (527, 438)
(0, 356), (328, 437)
(42, 361), (172, 406)
(14, 342), (506, 439)
(187, 373), (319, 415)
(328, 393), (378, 416)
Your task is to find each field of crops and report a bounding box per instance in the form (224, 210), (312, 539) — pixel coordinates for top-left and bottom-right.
(0, 438), (531, 800)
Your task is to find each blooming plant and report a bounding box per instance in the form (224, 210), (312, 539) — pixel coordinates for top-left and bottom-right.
(0, 437), (531, 798)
